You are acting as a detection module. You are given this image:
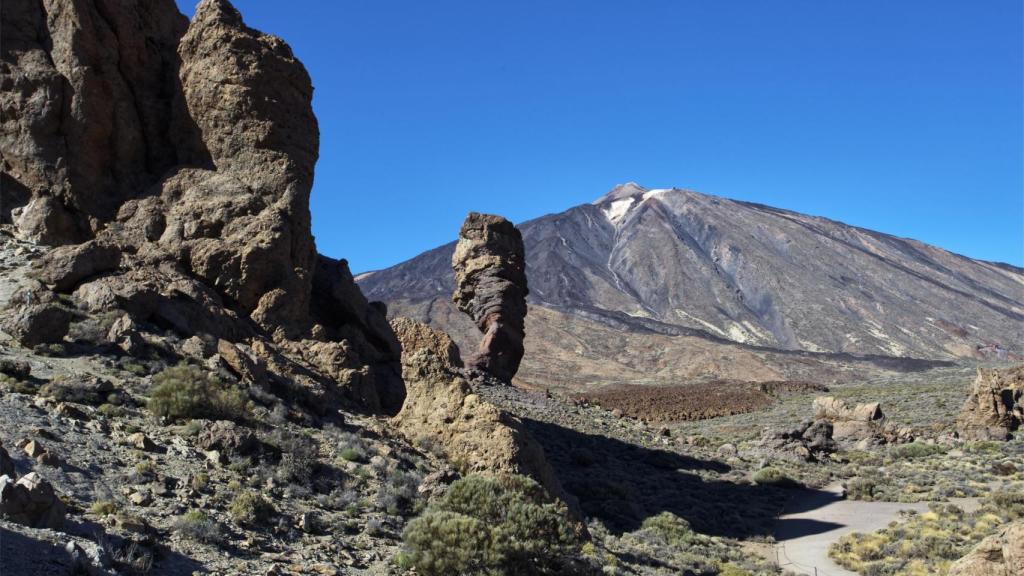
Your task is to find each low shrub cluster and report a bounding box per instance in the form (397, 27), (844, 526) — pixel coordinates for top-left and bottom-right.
(398, 474), (580, 575)
(829, 489), (1024, 576)
(147, 364), (249, 423)
(600, 511), (774, 575)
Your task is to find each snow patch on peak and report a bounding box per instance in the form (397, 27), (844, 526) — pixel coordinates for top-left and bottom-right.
(602, 198), (635, 224)
(642, 188), (671, 201)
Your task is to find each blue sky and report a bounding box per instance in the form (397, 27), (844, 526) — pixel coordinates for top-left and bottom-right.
(175, 0), (1023, 272)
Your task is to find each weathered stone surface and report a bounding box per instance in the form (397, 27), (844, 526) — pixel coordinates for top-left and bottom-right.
(0, 472), (66, 529)
(1, 303), (72, 347)
(1, 0), (196, 238)
(32, 241), (121, 292)
(948, 520), (1023, 576)
(758, 419), (836, 462)
(392, 319), (563, 501)
(194, 420), (259, 457)
(2, 0), (402, 415)
(956, 365), (1023, 441)
(811, 396), (912, 445)
(451, 213), (528, 382)
(390, 317), (462, 370)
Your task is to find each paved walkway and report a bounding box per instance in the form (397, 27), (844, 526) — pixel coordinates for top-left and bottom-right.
(772, 483), (931, 576)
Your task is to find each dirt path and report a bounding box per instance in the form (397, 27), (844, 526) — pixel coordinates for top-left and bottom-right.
(772, 483), (930, 576)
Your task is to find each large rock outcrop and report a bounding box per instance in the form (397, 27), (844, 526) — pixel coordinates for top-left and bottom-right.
(1, 0), (401, 413)
(390, 318), (565, 502)
(812, 396), (913, 446)
(451, 212), (528, 382)
(957, 366), (1023, 441)
(948, 521), (1023, 576)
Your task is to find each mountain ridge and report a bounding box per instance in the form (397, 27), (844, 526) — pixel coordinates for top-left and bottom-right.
(359, 183), (1022, 390)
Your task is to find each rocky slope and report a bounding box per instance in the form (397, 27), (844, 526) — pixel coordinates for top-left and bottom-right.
(360, 183), (1023, 391)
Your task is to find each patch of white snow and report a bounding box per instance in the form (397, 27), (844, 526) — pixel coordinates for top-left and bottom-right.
(602, 198), (635, 224)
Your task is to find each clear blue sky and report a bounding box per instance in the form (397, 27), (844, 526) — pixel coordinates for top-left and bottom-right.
(175, 0), (1023, 272)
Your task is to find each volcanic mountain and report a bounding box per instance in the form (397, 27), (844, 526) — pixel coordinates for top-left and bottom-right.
(358, 183), (1023, 392)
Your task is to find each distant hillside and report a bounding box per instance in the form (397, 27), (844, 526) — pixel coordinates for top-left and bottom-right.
(359, 183), (1022, 390)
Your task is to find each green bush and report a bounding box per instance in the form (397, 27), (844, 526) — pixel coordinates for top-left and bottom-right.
(752, 467), (799, 488)
(147, 364), (248, 423)
(890, 442), (945, 460)
(172, 510), (222, 543)
(639, 512), (698, 546)
(846, 477), (877, 501)
(400, 474), (579, 575)
(229, 491), (275, 526)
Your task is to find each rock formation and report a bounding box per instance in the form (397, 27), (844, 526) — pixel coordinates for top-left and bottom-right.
(451, 212), (529, 382)
(1, 0), (402, 413)
(758, 419), (836, 462)
(948, 520), (1023, 576)
(812, 396), (913, 446)
(0, 472), (66, 529)
(390, 318), (566, 502)
(957, 365), (1023, 441)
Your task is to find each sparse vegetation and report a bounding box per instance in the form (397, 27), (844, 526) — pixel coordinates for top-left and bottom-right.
(172, 510), (222, 544)
(752, 466), (798, 488)
(147, 364), (249, 423)
(229, 491), (275, 526)
(400, 474), (579, 575)
(830, 490), (1024, 575)
(89, 500), (118, 516)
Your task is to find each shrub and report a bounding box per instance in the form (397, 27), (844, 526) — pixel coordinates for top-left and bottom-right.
(147, 364), (248, 423)
(336, 431), (369, 463)
(890, 442), (945, 460)
(639, 512), (697, 546)
(172, 510), (222, 544)
(229, 491), (275, 526)
(89, 500), (118, 516)
(400, 474), (579, 575)
(752, 467), (798, 488)
(846, 477), (877, 501)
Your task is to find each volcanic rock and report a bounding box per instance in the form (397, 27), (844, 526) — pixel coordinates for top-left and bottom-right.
(451, 213), (528, 382)
(2, 0), (402, 414)
(391, 319), (564, 501)
(948, 520), (1023, 576)
(390, 316), (462, 370)
(956, 365), (1023, 441)
(0, 472), (66, 529)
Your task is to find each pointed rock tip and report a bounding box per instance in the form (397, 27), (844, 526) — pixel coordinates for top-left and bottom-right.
(593, 182), (648, 204)
(192, 0), (243, 25)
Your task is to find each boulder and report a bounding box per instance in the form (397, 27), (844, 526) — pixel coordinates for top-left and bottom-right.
(812, 396), (908, 444)
(451, 212), (529, 382)
(1, 303), (72, 347)
(0, 359), (32, 379)
(956, 365), (1023, 441)
(948, 520), (1023, 576)
(0, 472), (67, 529)
(0, 444), (15, 478)
(32, 240), (122, 292)
(194, 420), (260, 457)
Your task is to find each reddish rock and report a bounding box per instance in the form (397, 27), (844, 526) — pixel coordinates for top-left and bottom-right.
(451, 213), (528, 382)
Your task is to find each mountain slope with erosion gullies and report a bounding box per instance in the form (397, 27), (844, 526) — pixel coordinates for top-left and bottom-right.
(360, 183), (1023, 391)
